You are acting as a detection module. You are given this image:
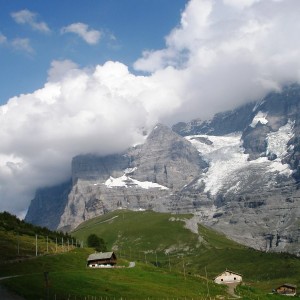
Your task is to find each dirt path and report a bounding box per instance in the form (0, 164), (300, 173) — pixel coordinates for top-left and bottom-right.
(224, 282), (241, 298)
(0, 276), (24, 300)
(0, 285), (24, 300)
(128, 261), (135, 268)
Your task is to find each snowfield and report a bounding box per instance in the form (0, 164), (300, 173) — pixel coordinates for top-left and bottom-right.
(266, 120), (294, 159)
(186, 126), (293, 196)
(105, 175), (169, 190)
(250, 111), (268, 127)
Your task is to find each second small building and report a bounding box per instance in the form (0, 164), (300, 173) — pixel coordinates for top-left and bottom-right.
(214, 270), (242, 284)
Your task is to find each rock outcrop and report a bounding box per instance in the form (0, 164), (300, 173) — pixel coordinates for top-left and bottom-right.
(129, 124), (208, 190)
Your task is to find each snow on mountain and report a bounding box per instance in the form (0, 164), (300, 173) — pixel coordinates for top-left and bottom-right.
(187, 133), (247, 195)
(186, 131), (292, 196)
(105, 175), (169, 190)
(266, 119), (294, 159)
(250, 111), (268, 127)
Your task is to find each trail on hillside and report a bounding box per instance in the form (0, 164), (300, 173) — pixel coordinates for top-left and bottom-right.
(0, 276), (24, 300)
(225, 282), (241, 298)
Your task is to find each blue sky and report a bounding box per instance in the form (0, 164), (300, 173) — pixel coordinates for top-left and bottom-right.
(0, 0), (186, 104)
(1, 0), (300, 216)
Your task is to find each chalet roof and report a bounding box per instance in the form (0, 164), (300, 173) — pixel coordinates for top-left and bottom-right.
(277, 283), (297, 289)
(215, 269), (242, 279)
(87, 252), (115, 261)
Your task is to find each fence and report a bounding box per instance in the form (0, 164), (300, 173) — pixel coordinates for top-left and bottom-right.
(1, 231), (83, 263)
(41, 294), (222, 300)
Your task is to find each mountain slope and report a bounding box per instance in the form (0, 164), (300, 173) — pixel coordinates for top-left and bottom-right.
(57, 124), (208, 231)
(172, 101), (256, 136)
(0, 211), (74, 262)
(3, 210), (300, 299)
(25, 180), (72, 230)
(26, 83), (300, 255)
(71, 210), (300, 292)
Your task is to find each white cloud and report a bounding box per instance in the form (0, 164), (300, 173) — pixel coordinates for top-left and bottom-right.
(47, 59), (79, 82)
(11, 9), (50, 33)
(0, 60), (182, 214)
(11, 38), (34, 54)
(134, 0), (300, 119)
(61, 23), (101, 45)
(223, 0), (261, 9)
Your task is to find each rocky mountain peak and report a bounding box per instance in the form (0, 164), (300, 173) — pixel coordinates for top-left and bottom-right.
(242, 84), (300, 162)
(146, 123), (172, 139)
(131, 123), (208, 190)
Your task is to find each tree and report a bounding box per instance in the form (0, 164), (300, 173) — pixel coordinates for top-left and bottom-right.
(87, 234), (107, 252)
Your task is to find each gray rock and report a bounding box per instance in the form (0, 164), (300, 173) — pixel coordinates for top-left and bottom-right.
(172, 102), (255, 136)
(203, 181), (300, 255)
(58, 179), (171, 231)
(130, 123), (208, 190)
(25, 180), (72, 230)
(58, 124), (209, 231)
(72, 153), (130, 183)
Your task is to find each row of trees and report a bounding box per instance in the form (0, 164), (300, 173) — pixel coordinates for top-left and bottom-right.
(0, 211), (73, 243)
(1, 212), (109, 254)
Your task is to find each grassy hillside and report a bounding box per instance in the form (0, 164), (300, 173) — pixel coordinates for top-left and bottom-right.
(72, 210), (300, 298)
(0, 248), (227, 299)
(0, 211), (77, 262)
(0, 210), (299, 299)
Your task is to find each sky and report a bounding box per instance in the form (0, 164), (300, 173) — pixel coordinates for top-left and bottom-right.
(1, 0), (300, 217)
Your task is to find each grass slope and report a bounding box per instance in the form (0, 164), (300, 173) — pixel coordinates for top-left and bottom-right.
(0, 211), (75, 262)
(0, 210), (299, 299)
(0, 248), (227, 299)
(72, 210), (300, 298)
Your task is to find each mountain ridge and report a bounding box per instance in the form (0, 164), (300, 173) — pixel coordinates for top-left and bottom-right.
(25, 83), (300, 255)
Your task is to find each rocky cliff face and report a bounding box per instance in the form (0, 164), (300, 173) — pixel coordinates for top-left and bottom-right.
(204, 182), (300, 254)
(26, 84), (300, 255)
(58, 124), (208, 231)
(129, 124), (208, 190)
(172, 102), (255, 136)
(72, 153), (130, 183)
(25, 180), (72, 230)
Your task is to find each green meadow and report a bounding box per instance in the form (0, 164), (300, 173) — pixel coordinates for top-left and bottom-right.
(0, 210), (299, 299)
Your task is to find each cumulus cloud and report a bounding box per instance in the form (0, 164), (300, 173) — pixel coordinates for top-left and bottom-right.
(11, 9), (50, 33)
(47, 59), (79, 82)
(223, 0), (261, 9)
(11, 38), (34, 54)
(2, 0), (300, 216)
(135, 0), (300, 120)
(61, 23), (101, 45)
(0, 60), (182, 214)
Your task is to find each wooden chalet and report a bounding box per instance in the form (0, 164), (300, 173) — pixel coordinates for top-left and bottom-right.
(87, 252), (117, 268)
(275, 284), (297, 296)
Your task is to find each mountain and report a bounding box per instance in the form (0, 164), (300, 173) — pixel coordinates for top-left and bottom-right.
(172, 101), (256, 136)
(57, 123), (208, 232)
(25, 180), (72, 230)
(26, 84), (300, 255)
